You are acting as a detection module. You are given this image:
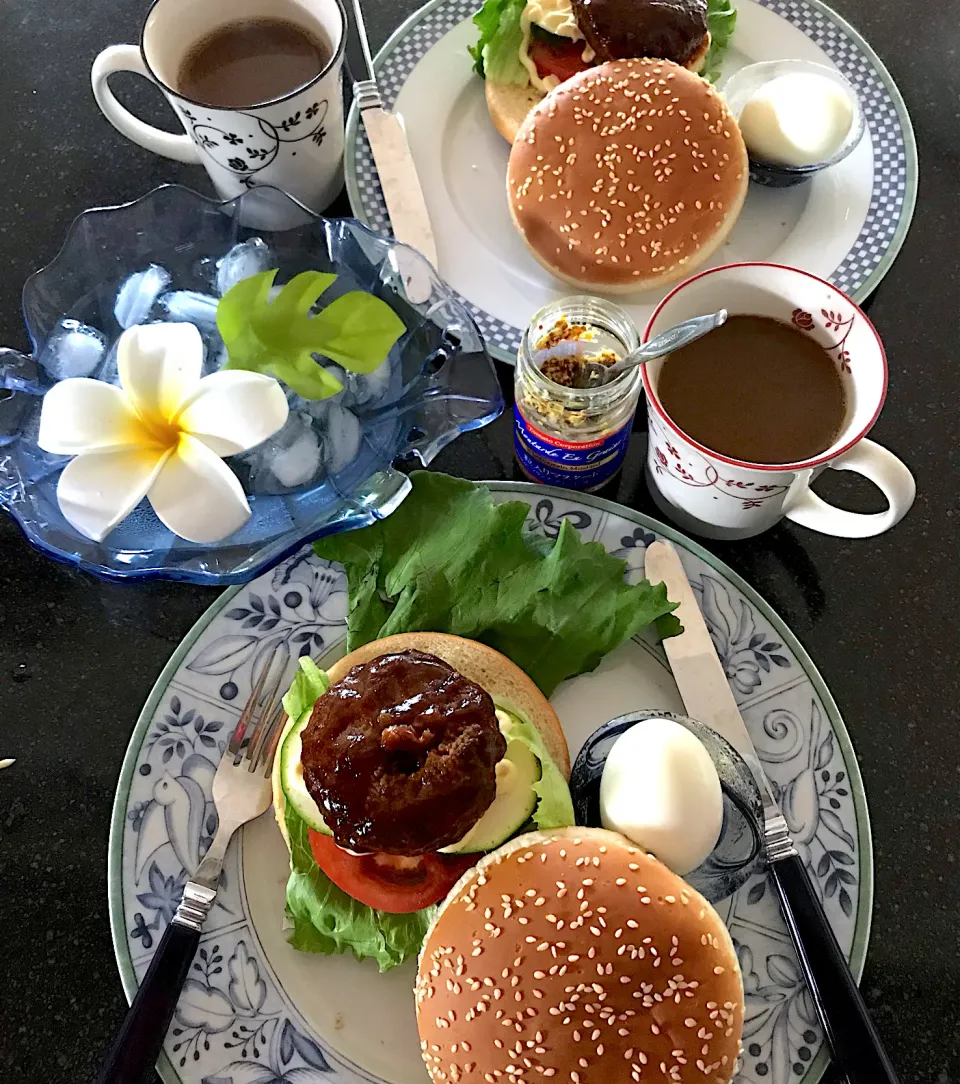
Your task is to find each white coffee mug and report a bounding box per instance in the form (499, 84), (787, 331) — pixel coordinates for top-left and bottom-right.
(91, 0), (346, 212)
(641, 263), (916, 540)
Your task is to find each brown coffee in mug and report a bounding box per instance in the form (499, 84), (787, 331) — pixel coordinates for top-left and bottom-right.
(177, 17), (331, 109)
(657, 314), (847, 465)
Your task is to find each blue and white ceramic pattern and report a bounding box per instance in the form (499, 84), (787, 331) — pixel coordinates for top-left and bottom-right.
(344, 0), (917, 362)
(110, 483), (872, 1084)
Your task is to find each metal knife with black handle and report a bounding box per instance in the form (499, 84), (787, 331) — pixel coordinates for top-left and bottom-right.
(644, 539), (900, 1084)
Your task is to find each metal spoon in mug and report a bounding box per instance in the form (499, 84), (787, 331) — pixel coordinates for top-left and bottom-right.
(575, 309), (727, 388)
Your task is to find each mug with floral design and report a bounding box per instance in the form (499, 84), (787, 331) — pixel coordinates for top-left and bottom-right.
(641, 263), (915, 541)
(91, 0), (346, 213)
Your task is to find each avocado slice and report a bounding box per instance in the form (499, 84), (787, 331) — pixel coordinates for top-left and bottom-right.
(440, 710), (542, 854)
(279, 713), (332, 836)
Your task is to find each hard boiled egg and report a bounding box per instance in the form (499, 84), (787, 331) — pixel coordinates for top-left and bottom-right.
(599, 717), (723, 875)
(738, 72), (854, 167)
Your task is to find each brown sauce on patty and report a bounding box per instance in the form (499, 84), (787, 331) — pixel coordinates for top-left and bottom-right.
(300, 650), (506, 854)
(571, 0), (708, 66)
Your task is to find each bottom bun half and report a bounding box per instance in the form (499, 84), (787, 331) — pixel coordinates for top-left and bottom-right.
(486, 80), (546, 144)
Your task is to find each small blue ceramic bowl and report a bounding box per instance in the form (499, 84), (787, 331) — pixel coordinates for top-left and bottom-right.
(722, 60), (865, 188)
(0, 185), (503, 584)
(569, 710), (764, 903)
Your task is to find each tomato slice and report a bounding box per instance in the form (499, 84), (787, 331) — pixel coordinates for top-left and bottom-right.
(529, 37), (593, 85)
(308, 830), (477, 913)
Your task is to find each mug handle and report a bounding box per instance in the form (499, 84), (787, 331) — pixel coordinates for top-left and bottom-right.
(784, 438), (916, 538)
(91, 45), (201, 164)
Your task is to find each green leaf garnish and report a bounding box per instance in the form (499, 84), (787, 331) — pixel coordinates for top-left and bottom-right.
(216, 269), (406, 400)
(468, 0), (528, 83)
(703, 0), (737, 83)
(281, 657), (330, 722)
(313, 472), (681, 697)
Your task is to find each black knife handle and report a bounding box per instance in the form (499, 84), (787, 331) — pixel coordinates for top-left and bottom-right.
(769, 854), (900, 1084)
(94, 920), (199, 1084)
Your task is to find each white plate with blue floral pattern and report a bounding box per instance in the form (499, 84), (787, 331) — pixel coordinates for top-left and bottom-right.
(109, 482), (872, 1084)
(344, 0), (917, 363)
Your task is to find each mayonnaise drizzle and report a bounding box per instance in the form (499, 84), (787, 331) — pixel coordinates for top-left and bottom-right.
(518, 0), (595, 94)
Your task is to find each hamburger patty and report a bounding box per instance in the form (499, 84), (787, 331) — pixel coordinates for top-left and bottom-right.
(300, 650), (507, 854)
(571, 0), (708, 66)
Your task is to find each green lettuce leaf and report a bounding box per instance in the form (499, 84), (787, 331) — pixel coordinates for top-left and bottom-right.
(468, 0), (529, 84)
(284, 801), (436, 971)
(703, 0), (737, 83)
(313, 472), (680, 697)
(505, 710), (574, 830)
(282, 657), (330, 722)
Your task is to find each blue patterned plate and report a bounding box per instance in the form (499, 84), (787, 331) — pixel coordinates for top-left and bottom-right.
(344, 0), (917, 363)
(109, 483), (872, 1084)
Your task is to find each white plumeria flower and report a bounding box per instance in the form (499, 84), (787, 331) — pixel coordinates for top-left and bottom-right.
(38, 322), (288, 544)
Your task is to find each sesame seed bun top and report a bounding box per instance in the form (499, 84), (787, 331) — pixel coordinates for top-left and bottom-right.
(506, 59), (748, 293)
(415, 827), (744, 1084)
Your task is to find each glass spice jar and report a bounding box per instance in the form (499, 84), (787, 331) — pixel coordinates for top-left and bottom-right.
(514, 296), (643, 491)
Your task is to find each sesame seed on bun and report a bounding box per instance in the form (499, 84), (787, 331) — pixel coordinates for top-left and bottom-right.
(416, 827), (744, 1084)
(507, 59), (748, 293)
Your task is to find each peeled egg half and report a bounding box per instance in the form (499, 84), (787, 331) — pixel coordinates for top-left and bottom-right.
(737, 72), (854, 167)
(599, 717), (723, 875)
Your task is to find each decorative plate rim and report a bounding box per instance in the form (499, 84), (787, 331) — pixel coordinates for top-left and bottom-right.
(107, 480), (874, 1084)
(343, 0), (918, 364)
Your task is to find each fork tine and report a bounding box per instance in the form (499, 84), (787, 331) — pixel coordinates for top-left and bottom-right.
(227, 662), (271, 758)
(245, 663), (286, 770)
(255, 700), (288, 777)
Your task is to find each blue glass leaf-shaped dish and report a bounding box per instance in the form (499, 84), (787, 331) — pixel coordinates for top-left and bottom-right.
(0, 185), (503, 584)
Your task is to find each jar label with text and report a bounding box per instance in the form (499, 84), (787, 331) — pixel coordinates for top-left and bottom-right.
(513, 403), (632, 490)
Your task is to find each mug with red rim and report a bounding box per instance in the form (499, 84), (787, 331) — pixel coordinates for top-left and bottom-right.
(641, 262), (916, 541)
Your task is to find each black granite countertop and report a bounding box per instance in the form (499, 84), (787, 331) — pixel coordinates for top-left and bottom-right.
(0, 0), (957, 1080)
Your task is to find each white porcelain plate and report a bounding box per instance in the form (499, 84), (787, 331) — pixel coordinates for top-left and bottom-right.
(344, 0), (917, 362)
(109, 483), (872, 1084)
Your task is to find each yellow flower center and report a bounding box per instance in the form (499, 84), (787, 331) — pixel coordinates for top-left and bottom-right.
(137, 410), (184, 451)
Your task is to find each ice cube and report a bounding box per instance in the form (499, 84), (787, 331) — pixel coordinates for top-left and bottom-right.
(216, 238), (272, 296)
(325, 404), (362, 474)
(297, 394), (331, 426)
(159, 290), (219, 328)
(114, 265), (172, 329)
(342, 359), (392, 410)
(98, 340), (120, 385)
(39, 320), (107, 380)
(247, 412), (324, 493)
(269, 429), (323, 489)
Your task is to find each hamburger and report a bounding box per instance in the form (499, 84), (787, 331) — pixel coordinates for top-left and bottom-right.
(507, 58), (748, 291)
(470, 0), (737, 142)
(273, 632), (575, 970)
(416, 827), (745, 1084)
